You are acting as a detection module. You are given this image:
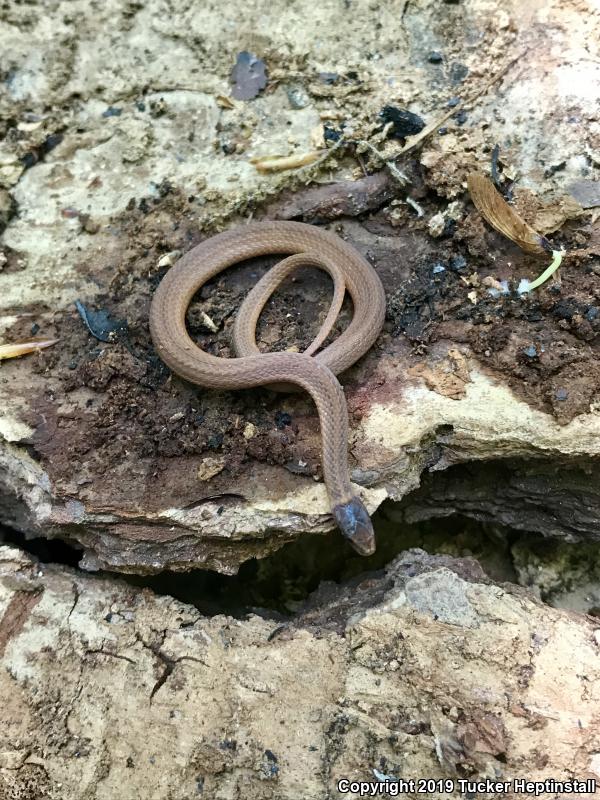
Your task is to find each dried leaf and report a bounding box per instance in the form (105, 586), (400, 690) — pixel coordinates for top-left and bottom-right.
(230, 51), (267, 101)
(0, 337), (58, 361)
(467, 173), (550, 254)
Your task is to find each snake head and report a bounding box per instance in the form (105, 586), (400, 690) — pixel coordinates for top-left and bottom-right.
(333, 497), (376, 556)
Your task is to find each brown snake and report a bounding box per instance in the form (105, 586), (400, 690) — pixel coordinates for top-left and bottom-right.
(149, 221), (386, 555)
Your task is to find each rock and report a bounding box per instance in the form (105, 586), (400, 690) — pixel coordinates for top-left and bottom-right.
(0, 0), (599, 575)
(1, 546), (598, 798)
(286, 86), (310, 109)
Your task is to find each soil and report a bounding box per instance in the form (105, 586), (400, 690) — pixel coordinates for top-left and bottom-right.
(4, 161), (598, 516)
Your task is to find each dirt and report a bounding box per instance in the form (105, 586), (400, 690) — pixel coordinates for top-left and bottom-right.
(3, 152), (596, 516)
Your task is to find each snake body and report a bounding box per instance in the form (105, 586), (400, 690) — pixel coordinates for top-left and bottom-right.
(149, 221), (386, 555)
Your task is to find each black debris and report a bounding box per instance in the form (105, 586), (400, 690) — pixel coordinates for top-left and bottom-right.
(275, 411), (292, 429)
(19, 152), (38, 169)
(43, 133), (63, 153)
(323, 125), (343, 143)
(427, 51), (443, 63)
(75, 300), (128, 343)
(207, 433), (224, 449)
(262, 750), (279, 778)
(442, 217), (457, 237)
(448, 255), (467, 272)
(19, 130), (65, 171)
(491, 144), (501, 187)
(544, 161), (566, 179)
(378, 105), (425, 139)
(102, 106), (122, 118)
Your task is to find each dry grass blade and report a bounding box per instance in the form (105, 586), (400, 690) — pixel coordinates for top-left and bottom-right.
(251, 151), (323, 173)
(467, 173), (550, 255)
(0, 337), (58, 361)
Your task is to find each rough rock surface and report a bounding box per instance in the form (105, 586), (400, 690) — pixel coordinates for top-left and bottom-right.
(1, 545), (600, 799)
(1, 0), (599, 573)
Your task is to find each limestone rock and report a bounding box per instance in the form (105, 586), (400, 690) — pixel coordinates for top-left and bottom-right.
(1, 546), (599, 799)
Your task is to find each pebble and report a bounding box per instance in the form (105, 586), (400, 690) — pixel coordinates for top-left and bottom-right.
(157, 250), (182, 268)
(318, 72), (339, 84)
(197, 456), (226, 482)
(286, 86), (310, 109)
(428, 213), (446, 238)
(199, 312), (218, 333)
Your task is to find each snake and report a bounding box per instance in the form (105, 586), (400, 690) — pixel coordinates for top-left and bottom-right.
(149, 221), (386, 555)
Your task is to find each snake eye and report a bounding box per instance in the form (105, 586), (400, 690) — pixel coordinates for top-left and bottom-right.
(333, 497), (376, 556)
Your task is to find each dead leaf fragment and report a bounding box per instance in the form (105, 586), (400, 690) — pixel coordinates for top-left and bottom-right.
(216, 94), (236, 109)
(0, 337), (58, 361)
(230, 51), (267, 101)
(467, 173), (550, 254)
